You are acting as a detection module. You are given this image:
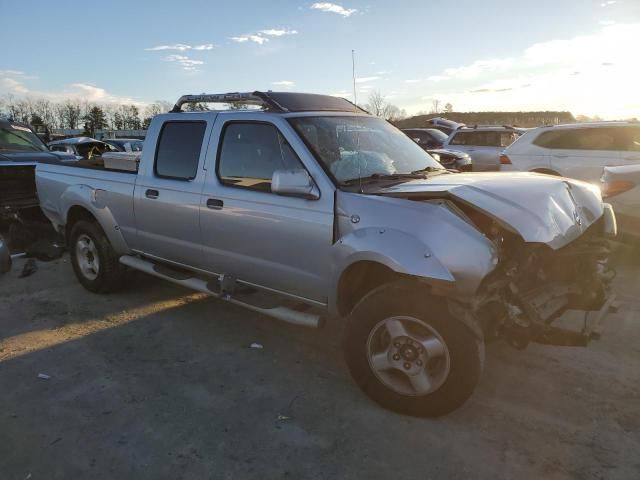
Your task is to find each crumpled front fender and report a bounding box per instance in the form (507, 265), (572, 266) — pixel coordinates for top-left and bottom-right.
(332, 227), (456, 284)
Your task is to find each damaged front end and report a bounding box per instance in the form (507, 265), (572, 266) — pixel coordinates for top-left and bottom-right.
(472, 208), (618, 349)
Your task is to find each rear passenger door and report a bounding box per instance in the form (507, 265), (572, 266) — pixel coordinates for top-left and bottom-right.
(132, 118), (212, 267)
(199, 117), (334, 302)
(548, 128), (621, 182)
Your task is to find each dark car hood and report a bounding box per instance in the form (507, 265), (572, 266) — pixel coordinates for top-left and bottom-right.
(375, 172), (604, 249)
(427, 148), (468, 159)
(0, 151), (75, 165)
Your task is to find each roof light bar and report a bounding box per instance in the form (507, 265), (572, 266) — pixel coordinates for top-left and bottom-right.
(171, 92), (283, 113)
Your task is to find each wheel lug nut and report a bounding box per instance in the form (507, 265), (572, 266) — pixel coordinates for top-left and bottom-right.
(393, 342), (401, 348)
(393, 354), (400, 361)
(403, 362), (411, 370)
(416, 359), (423, 366)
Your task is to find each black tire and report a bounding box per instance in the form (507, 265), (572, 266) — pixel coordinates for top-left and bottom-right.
(345, 280), (484, 417)
(68, 219), (125, 293)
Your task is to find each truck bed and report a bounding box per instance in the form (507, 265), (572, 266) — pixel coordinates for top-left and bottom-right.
(36, 159), (138, 239)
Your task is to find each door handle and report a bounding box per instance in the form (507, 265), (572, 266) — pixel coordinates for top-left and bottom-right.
(553, 154), (568, 158)
(145, 189), (159, 199)
(623, 156), (638, 161)
(206, 198), (224, 210)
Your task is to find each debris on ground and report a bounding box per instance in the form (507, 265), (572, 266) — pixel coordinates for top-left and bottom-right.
(25, 240), (65, 261)
(277, 414), (290, 421)
(37, 373), (51, 380)
(19, 258), (37, 278)
(250, 343), (264, 349)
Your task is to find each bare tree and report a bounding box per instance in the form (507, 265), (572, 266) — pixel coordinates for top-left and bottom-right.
(444, 102), (453, 114)
(367, 91), (386, 117)
(429, 99), (441, 114)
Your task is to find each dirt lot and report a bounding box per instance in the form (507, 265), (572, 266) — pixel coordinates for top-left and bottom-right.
(1, 249), (639, 480)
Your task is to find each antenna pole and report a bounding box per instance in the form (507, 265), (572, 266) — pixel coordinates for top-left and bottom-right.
(352, 49), (357, 107)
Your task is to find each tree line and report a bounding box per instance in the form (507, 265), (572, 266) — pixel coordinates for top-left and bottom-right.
(0, 91), (416, 134)
(0, 95), (174, 134)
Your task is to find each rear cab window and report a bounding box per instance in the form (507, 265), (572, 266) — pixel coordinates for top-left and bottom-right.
(154, 121), (207, 180)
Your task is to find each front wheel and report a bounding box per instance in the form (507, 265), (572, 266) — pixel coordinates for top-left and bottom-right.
(69, 220), (125, 293)
(345, 281), (484, 417)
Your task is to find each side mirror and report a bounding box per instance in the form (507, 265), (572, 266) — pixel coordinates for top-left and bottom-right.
(271, 169), (320, 200)
(0, 235), (11, 274)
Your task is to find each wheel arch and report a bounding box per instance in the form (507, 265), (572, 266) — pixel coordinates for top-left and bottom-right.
(335, 260), (406, 317)
(60, 185), (130, 254)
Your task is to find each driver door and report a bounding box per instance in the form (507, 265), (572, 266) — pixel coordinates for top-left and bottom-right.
(199, 116), (334, 302)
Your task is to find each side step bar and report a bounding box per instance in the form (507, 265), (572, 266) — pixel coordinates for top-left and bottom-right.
(119, 255), (321, 328)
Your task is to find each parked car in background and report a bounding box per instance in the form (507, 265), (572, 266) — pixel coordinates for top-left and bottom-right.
(426, 149), (472, 171)
(601, 164), (640, 238)
(402, 128), (448, 149)
(0, 117), (73, 254)
(443, 126), (524, 171)
(423, 117), (465, 135)
(48, 137), (118, 159)
(37, 91), (617, 417)
(501, 122), (640, 182)
(103, 138), (144, 153)
(402, 128), (472, 170)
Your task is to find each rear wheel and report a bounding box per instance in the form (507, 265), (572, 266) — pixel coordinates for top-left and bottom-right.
(345, 281), (484, 417)
(69, 220), (125, 293)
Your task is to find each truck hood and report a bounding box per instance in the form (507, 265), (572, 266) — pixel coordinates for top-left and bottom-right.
(374, 172), (604, 249)
(0, 151), (75, 165)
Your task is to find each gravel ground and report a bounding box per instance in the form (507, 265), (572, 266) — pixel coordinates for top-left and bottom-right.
(1, 249), (639, 480)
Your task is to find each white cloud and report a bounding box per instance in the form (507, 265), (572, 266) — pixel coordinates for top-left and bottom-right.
(310, 2), (357, 17)
(355, 76), (379, 83)
(404, 79), (421, 83)
(145, 43), (214, 51)
(2, 77), (29, 95)
(0, 79), (144, 106)
(230, 27), (297, 45)
(272, 80), (295, 86)
(600, 0), (616, 6)
(599, 20), (616, 26)
(376, 70), (391, 75)
(400, 23), (640, 119)
(441, 58), (514, 80)
(0, 70), (26, 76)
(164, 54), (204, 70)
(259, 28), (298, 37)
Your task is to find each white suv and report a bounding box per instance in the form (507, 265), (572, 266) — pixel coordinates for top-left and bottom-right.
(501, 122), (640, 182)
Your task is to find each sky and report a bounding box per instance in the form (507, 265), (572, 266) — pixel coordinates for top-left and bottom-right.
(1, 0), (639, 119)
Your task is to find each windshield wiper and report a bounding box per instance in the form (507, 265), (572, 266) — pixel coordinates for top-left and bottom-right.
(342, 172), (430, 186)
(410, 166), (447, 175)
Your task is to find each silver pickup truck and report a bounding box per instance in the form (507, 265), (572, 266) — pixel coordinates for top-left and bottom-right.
(36, 91), (617, 417)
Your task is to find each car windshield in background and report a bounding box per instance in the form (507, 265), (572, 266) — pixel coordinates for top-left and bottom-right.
(0, 126), (48, 152)
(289, 116), (443, 184)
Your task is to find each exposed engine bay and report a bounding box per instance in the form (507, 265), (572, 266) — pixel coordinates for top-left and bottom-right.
(458, 203), (616, 348)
